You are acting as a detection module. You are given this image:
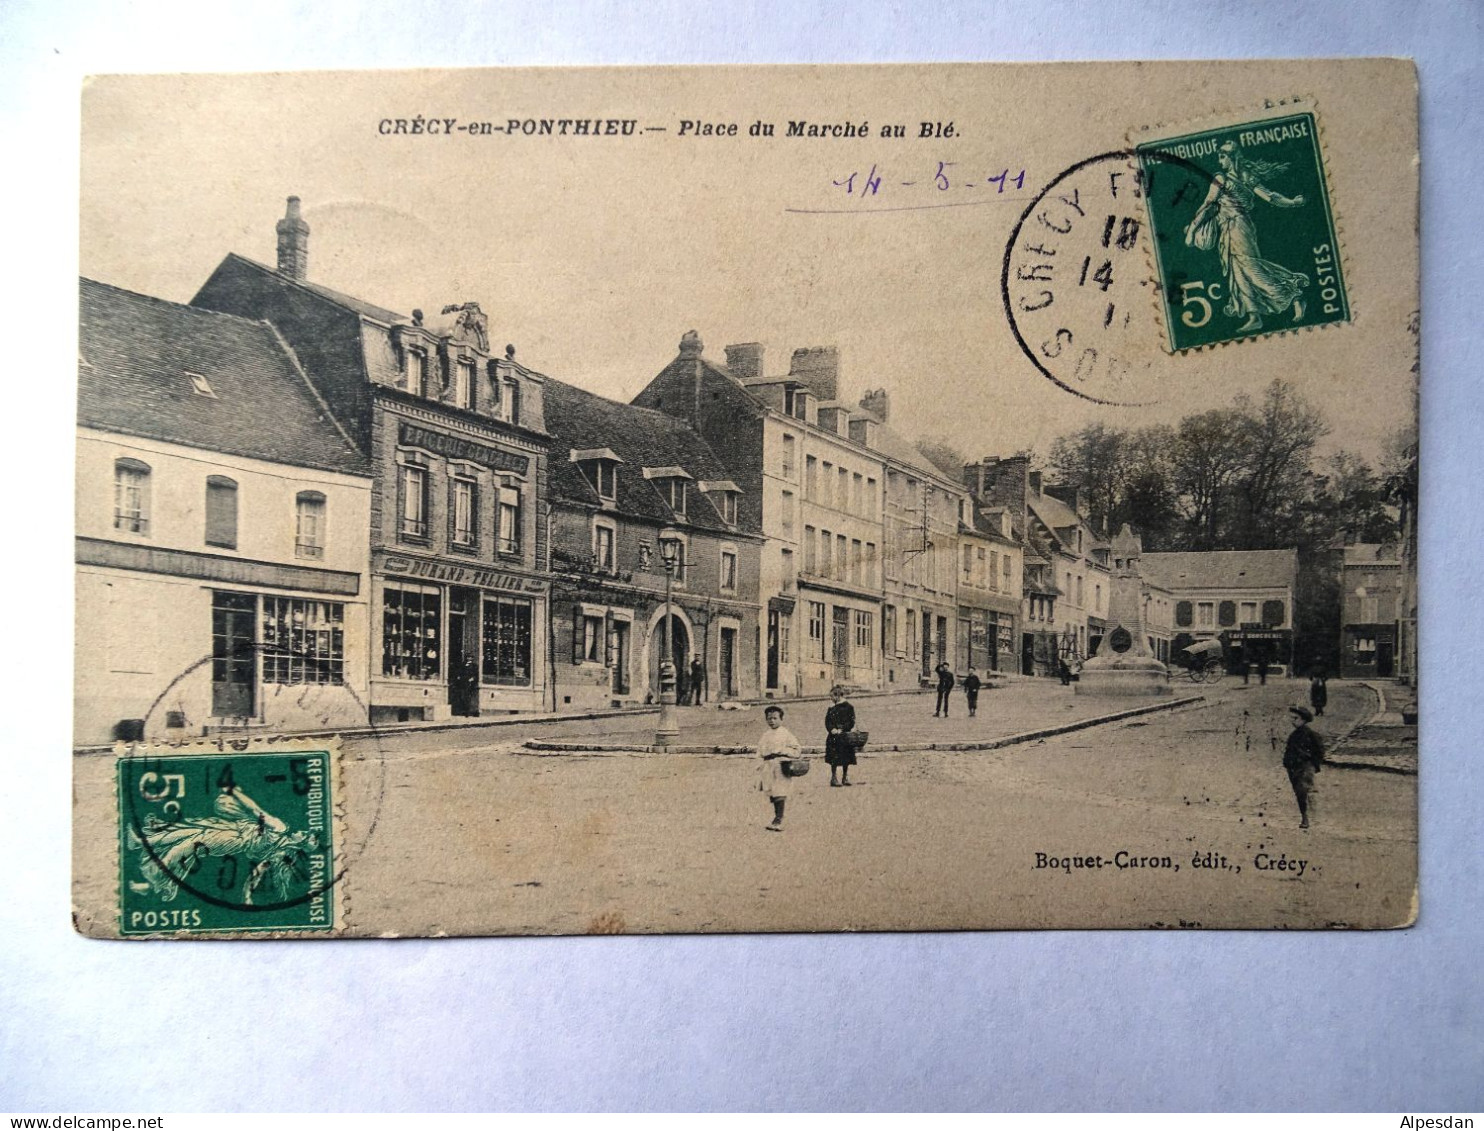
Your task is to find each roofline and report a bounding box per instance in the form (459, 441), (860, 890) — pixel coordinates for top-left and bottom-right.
(76, 421), (374, 481)
(262, 322), (366, 461)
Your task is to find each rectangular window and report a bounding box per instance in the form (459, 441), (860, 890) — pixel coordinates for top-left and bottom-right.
(803, 525), (817, 574)
(483, 595), (533, 686)
(113, 459), (151, 535)
(1197, 602), (1215, 627)
(781, 547), (795, 589)
(382, 583), (441, 680)
(480, 593), (534, 682)
(1240, 601), (1258, 624)
(295, 490), (326, 560)
(667, 479), (687, 515)
(594, 523), (615, 571)
(400, 464), (428, 540)
(805, 455), (818, 501)
(205, 476), (238, 549)
(406, 349), (427, 396)
(820, 528), (832, 577)
(851, 538), (863, 584)
(779, 610), (792, 662)
(781, 434), (797, 479)
(854, 609), (873, 651)
(852, 473), (863, 516)
(808, 601), (826, 661)
(720, 549), (738, 592)
(963, 543), (974, 581)
(497, 485), (522, 555)
(450, 478), (477, 550)
(865, 477), (877, 521)
(582, 460), (617, 500)
(780, 490), (795, 537)
(714, 491), (738, 524)
(453, 359), (475, 409)
(820, 461), (833, 507)
(262, 598), (345, 685)
(865, 542), (877, 588)
(577, 612), (605, 664)
(836, 534), (848, 581)
(838, 467), (849, 511)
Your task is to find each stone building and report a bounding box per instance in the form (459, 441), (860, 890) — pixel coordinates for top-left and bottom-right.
(1339, 542), (1402, 678)
(76, 277), (373, 745)
(633, 335), (886, 697)
(192, 198), (553, 722)
(1140, 548), (1300, 675)
(543, 376), (763, 709)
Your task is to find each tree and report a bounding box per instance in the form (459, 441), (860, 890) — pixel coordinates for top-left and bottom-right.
(1048, 423), (1128, 533)
(1168, 406), (1250, 550)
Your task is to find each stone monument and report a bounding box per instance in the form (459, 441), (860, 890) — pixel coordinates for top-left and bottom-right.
(1075, 524), (1171, 697)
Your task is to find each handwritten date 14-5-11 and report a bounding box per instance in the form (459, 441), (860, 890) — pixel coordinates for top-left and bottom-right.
(832, 163), (1029, 201)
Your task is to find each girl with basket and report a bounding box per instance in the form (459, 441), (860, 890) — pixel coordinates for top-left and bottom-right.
(757, 704), (803, 832)
(825, 685), (860, 787)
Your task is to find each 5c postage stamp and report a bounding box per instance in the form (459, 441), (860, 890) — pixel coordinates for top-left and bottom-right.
(1135, 108), (1349, 351)
(116, 742), (342, 936)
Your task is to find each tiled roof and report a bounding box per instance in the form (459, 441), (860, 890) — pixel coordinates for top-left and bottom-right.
(1343, 543), (1399, 566)
(1140, 549), (1298, 591)
(543, 377), (759, 536)
(78, 277), (370, 478)
(1028, 491), (1084, 535)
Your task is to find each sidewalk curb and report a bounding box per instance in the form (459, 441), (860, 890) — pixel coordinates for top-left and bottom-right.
(520, 693), (1207, 755)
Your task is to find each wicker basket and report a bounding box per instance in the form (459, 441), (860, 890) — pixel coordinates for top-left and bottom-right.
(781, 758), (811, 778)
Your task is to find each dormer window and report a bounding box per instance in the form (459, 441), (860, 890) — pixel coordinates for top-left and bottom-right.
(572, 448), (622, 503)
(643, 466), (694, 516)
(187, 371), (217, 398)
(452, 359), (475, 410)
(406, 348), (430, 397)
(700, 480), (742, 525)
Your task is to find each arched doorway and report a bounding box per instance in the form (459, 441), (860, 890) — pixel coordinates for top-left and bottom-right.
(648, 613), (690, 701)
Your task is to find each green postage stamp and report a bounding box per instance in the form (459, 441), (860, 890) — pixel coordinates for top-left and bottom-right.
(117, 744), (340, 937)
(1135, 109), (1349, 351)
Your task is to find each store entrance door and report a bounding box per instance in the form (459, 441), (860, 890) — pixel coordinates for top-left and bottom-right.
(447, 586), (481, 717)
(211, 591), (257, 718)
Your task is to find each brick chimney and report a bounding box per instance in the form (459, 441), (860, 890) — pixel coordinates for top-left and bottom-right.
(275, 196), (310, 281)
(967, 455), (1031, 529)
(788, 346), (839, 402)
(858, 387), (890, 422)
(724, 342), (765, 379)
(1028, 470), (1043, 496)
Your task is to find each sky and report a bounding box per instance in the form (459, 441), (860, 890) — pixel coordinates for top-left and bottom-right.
(80, 63), (1417, 468)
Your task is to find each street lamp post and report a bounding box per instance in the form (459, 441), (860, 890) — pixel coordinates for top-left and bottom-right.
(654, 527), (683, 746)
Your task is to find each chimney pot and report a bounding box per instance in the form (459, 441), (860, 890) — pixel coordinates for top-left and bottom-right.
(678, 329), (704, 357)
(724, 342), (765, 380)
(788, 345), (839, 402)
(858, 387), (890, 423)
(275, 195), (310, 281)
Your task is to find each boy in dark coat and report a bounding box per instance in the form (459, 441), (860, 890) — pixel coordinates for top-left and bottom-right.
(1309, 673), (1328, 718)
(934, 662), (955, 717)
(963, 667), (982, 717)
(1283, 705), (1325, 829)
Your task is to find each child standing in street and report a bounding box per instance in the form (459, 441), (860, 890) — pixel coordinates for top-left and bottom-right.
(963, 667), (982, 717)
(1283, 705), (1326, 829)
(757, 704), (801, 831)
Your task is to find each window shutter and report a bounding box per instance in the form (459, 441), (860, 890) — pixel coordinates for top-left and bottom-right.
(572, 605), (585, 664)
(205, 476), (238, 548)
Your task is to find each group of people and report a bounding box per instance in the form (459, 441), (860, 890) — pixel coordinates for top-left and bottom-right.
(933, 662), (982, 717)
(756, 685), (861, 832)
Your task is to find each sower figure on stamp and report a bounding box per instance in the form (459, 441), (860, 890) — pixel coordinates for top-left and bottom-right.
(1183, 140), (1309, 334)
(934, 661), (955, 717)
(825, 685), (857, 787)
(963, 666), (982, 718)
(1283, 705), (1325, 830)
(757, 704), (801, 832)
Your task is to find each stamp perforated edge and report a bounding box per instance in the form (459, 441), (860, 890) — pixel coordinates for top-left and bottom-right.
(111, 735), (347, 940)
(1126, 95), (1354, 355)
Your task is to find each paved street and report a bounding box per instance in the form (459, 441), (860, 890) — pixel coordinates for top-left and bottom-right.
(74, 676), (1416, 936)
(320, 676), (1415, 935)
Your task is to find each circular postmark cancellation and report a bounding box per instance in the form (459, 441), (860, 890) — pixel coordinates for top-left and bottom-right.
(113, 644), (389, 937)
(1003, 121), (1348, 402)
(1002, 149), (1173, 406)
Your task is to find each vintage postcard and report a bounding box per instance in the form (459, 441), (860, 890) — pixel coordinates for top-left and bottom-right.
(73, 61), (1419, 937)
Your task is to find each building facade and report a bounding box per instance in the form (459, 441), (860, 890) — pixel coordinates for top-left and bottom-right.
(955, 506), (1024, 674)
(1140, 549), (1300, 675)
(633, 335), (887, 697)
(1339, 542), (1402, 678)
(192, 199), (553, 722)
(76, 278), (373, 745)
(543, 377), (763, 711)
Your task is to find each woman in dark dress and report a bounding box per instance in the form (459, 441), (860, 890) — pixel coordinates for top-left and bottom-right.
(824, 684), (857, 787)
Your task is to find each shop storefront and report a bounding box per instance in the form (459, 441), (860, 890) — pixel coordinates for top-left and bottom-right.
(371, 550), (548, 722)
